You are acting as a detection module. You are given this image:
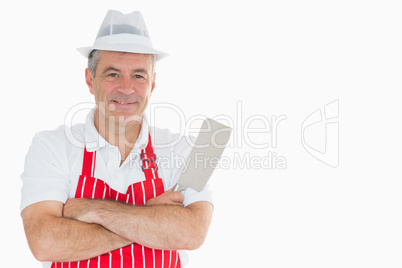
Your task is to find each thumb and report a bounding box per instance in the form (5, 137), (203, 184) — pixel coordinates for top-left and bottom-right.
(166, 186), (175, 193)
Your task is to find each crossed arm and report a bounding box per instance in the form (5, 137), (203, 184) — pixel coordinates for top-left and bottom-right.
(21, 190), (213, 263)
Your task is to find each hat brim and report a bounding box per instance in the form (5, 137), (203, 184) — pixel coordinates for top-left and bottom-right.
(77, 43), (168, 61)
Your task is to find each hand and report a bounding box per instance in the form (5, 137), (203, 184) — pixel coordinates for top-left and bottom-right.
(145, 187), (184, 207)
(63, 198), (96, 223)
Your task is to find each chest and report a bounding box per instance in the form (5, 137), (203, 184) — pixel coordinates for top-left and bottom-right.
(67, 136), (173, 200)
(67, 153), (144, 198)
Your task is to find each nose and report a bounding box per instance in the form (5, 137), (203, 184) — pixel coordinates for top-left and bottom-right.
(118, 76), (135, 95)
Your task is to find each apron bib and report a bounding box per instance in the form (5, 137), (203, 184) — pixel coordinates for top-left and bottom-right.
(51, 134), (181, 268)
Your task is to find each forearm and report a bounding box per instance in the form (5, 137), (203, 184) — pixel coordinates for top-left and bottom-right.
(86, 199), (213, 250)
(38, 217), (131, 262)
(22, 201), (132, 262)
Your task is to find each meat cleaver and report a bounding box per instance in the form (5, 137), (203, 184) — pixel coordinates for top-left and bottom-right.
(173, 118), (232, 192)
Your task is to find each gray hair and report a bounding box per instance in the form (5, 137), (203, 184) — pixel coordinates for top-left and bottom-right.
(88, 50), (101, 77)
(87, 50), (156, 77)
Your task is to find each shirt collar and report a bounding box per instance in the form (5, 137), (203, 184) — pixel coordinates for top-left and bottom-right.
(84, 108), (150, 152)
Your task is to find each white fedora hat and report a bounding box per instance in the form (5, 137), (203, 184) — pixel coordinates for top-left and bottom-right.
(77, 10), (168, 61)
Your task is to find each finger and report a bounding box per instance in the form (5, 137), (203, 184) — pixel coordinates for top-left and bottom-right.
(169, 191), (184, 204)
(165, 187), (174, 193)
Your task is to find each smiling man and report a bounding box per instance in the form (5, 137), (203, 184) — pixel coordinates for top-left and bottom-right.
(20, 10), (213, 268)
(88, 51), (157, 163)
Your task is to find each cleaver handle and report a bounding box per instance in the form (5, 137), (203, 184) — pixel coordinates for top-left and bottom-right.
(173, 184), (186, 192)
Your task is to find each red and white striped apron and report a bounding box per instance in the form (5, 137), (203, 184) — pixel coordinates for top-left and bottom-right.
(51, 134), (181, 268)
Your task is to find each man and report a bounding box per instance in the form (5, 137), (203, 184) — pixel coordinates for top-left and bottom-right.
(20, 10), (213, 268)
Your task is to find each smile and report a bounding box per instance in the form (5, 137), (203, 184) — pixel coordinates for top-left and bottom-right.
(112, 100), (135, 105)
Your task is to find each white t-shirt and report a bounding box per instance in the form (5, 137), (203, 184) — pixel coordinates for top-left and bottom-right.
(21, 109), (212, 267)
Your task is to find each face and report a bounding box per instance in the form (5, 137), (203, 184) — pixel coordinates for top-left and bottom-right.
(85, 51), (155, 126)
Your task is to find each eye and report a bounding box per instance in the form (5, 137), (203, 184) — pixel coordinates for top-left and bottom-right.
(108, 73), (119, 78)
(133, 74), (145, 79)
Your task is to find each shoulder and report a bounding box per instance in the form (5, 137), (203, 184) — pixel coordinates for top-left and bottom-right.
(33, 123), (85, 145)
(30, 125), (69, 154)
(29, 123), (85, 159)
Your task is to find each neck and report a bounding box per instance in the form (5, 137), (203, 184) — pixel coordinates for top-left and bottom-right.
(94, 112), (143, 162)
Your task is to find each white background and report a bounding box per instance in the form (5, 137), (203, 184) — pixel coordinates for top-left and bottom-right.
(1, 0), (402, 267)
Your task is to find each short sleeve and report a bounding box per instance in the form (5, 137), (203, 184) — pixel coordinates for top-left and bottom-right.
(181, 186), (213, 207)
(20, 127), (70, 212)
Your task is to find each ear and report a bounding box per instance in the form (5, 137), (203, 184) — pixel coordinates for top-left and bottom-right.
(150, 73), (156, 94)
(85, 68), (94, 95)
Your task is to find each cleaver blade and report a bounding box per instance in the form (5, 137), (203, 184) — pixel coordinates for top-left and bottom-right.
(174, 118), (232, 192)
